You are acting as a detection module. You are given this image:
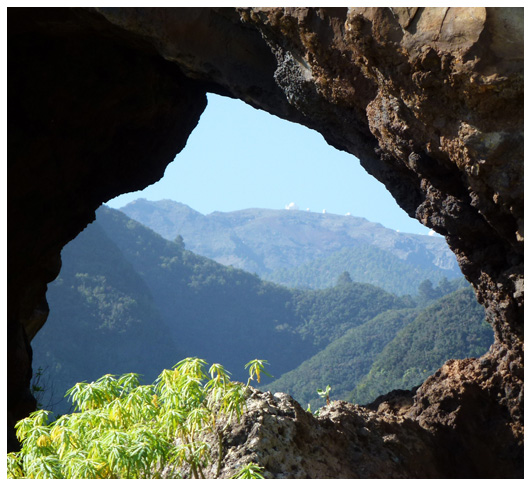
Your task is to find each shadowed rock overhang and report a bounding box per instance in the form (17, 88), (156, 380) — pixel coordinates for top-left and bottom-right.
(7, 7), (523, 477)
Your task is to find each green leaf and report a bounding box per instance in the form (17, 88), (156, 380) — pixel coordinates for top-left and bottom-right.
(245, 359), (272, 385)
(9, 359), (267, 479)
(231, 462), (265, 479)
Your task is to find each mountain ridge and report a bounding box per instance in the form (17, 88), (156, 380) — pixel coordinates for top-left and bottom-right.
(33, 206), (491, 419)
(119, 199), (460, 295)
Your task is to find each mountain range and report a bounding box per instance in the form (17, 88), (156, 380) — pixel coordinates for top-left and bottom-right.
(119, 199), (461, 295)
(31, 204), (492, 416)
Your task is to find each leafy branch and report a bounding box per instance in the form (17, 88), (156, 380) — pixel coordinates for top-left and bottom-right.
(8, 358), (269, 479)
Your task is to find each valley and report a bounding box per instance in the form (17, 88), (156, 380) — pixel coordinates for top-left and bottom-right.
(33, 202), (492, 416)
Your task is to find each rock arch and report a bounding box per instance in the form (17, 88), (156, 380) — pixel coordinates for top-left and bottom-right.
(8, 7), (523, 476)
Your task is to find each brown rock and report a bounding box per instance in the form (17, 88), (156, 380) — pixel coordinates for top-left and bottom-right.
(184, 389), (441, 479)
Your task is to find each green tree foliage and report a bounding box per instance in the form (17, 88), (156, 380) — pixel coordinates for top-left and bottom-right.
(32, 221), (180, 416)
(267, 308), (420, 410)
(7, 359), (266, 479)
(418, 279), (440, 302)
(265, 245), (459, 296)
(336, 271), (353, 286)
(268, 287), (492, 411)
(174, 234), (186, 249)
(350, 288), (493, 404)
(289, 279), (411, 348)
(415, 277), (467, 306)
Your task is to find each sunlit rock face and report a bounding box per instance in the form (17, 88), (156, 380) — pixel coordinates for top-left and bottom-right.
(8, 7), (522, 477)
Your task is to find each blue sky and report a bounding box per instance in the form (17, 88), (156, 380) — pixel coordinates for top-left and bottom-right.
(106, 93), (431, 235)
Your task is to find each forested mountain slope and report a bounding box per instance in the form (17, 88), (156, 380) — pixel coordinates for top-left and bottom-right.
(349, 288), (493, 405)
(268, 286), (492, 410)
(95, 207), (315, 381)
(33, 206), (491, 418)
(34, 207), (406, 410)
(266, 308), (421, 411)
(119, 199), (460, 295)
(266, 245), (459, 295)
(32, 220), (180, 415)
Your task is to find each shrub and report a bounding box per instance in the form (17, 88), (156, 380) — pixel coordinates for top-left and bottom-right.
(7, 358), (267, 479)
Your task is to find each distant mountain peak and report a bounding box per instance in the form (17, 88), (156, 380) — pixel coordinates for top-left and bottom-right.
(119, 198), (461, 291)
(122, 198), (202, 215)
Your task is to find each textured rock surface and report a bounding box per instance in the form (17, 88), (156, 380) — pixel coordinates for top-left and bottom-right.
(197, 377), (522, 478)
(8, 7), (523, 477)
(191, 389), (441, 479)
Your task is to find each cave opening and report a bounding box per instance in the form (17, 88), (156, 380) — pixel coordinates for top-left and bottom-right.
(7, 7), (522, 475)
(29, 92), (492, 418)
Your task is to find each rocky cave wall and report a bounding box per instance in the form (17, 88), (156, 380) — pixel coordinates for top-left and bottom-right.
(7, 7), (523, 477)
